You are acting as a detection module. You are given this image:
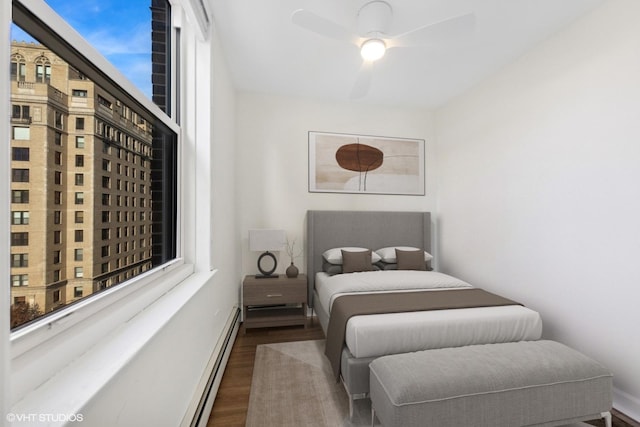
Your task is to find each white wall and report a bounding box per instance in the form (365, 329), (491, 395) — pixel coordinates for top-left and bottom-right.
(436, 0), (640, 419)
(235, 93), (436, 275)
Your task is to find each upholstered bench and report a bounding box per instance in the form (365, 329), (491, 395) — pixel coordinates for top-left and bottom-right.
(369, 340), (612, 427)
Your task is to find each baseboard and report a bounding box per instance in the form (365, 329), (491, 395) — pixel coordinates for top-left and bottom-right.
(181, 306), (240, 427)
(614, 387), (640, 425)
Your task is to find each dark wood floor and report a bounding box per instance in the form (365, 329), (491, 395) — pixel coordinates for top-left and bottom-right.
(207, 318), (324, 427)
(207, 319), (638, 427)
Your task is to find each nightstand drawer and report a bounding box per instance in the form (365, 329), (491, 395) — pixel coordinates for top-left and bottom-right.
(243, 282), (306, 305)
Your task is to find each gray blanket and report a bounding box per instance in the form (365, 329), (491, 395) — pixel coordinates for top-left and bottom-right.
(324, 288), (521, 379)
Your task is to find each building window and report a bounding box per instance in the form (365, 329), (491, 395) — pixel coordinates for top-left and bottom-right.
(75, 155), (84, 167)
(35, 55), (51, 83)
(11, 232), (29, 246)
(74, 249), (83, 261)
(72, 89), (87, 97)
(53, 270), (60, 282)
(101, 228), (110, 240)
(75, 173), (84, 185)
(101, 245), (109, 257)
(12, 147), (29, 161)
(54, 191), (62, 205)
(54, 111), (63, 129)
(55, 131), (62, 145)
(75, 211), (84, 223)
(12, 126), (30, 140)
(76, 117), (85, 130)
(12, 211), (30, 225)
(74, 267), (83, 278)
(75, 192), (84, 205)
(10, 53), (26, 81)
(11, 253), (29, 268)
(74, 230), (84, 242)
(102, 176), (111, 188)
(12, 168), (30, 182)
(53, 290), (61, 303)
(12, 275), (29, 287)
(53, 230), (61, 245)
(102, 211), (110, 222)
(53, 250), (61, 264)
(74, 287), (83, 298)
(12, 190), (29, 203)
(53, 210), (62, 224)
(54, 151), (62, 165)
(54, 171), (62, 185)
(75, 136), (85, 148)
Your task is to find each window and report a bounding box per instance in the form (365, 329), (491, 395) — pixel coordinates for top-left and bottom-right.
(12, 211), (29, 225)
(12, 190), (29, 203)
(101, 246), (109, 257)
(12, 168), (29, 182)
(12, 127), (30, 140)
(11, 254), (28, 268)
(35, 55), (51, 83)
(12, 147), (29, 161)
(11, 232), (29, 246)
(8, 0), (179, 334)
(11, 53), (26, 81)
(12, 275), (29, 287)
(53, 250), (60, 264)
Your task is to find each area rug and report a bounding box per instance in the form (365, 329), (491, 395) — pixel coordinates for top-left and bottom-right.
(245, 339), (374, 427)
(245, 339), (595, 427)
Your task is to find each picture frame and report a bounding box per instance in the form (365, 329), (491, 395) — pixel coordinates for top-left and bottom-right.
(308, 131), (425, 195)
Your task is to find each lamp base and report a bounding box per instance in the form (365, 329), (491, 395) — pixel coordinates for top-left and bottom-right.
(254, 274), (279, 279)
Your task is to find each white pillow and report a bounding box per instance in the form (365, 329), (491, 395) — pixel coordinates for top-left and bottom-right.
(375, 246), (433, 264)
(322, 247), (381, 265)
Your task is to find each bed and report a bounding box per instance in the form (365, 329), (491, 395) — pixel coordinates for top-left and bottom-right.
(306, 210), (543, 414)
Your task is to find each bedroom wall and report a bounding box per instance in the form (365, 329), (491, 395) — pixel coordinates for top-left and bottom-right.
(235, 93), (435, 276)
(435, 0), (640, 419)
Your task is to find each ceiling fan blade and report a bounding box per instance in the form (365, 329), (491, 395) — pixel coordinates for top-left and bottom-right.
(390, 12), (475, 47)
(350, 61), (373, 99)
(291, 9), (359, 45)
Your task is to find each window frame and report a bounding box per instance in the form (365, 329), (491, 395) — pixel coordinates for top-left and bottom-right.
(6, 0), (185, 368)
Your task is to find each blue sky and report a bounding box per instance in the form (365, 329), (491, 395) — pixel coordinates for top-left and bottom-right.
(11, 0), (152, 98)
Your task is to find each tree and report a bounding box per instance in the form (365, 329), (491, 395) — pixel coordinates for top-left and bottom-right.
(10, 302), (42, 329)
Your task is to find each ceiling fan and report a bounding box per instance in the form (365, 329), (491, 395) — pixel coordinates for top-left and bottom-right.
(291, 1), (475, 98)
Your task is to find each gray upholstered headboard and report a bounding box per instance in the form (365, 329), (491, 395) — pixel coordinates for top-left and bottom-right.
(306, 210), (431, 308)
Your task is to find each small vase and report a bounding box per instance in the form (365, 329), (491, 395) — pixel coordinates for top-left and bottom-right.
(286, 262), (299, 278)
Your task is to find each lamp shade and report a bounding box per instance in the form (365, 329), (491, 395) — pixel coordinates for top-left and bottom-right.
(249, 229), (286, 252)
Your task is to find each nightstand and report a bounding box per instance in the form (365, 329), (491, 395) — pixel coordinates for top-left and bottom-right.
(242, 274), (307, 329)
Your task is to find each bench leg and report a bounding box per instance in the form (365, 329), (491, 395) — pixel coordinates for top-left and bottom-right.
(602, 411), (612, 427)
(371, 407), (375, 427)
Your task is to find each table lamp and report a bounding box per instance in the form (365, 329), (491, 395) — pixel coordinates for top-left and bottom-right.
(249, 229), (286, 278)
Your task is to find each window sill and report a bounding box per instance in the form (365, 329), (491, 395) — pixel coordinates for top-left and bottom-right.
(10, 268), (217, 423)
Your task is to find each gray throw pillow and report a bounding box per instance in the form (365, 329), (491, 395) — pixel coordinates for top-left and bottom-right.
(341, 249), (374, 273)
(396, 249), (427, 271)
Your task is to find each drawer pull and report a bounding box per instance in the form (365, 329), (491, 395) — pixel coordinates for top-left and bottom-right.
(267, 293), (283, 298)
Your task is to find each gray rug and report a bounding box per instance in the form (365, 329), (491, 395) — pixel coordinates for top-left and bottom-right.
(245, 339), (594, 427)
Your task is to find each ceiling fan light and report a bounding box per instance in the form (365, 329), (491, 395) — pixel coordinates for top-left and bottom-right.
(360, 38), (386, 61)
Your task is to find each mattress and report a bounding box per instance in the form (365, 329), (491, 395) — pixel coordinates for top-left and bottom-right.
(316, 271), (543, 358)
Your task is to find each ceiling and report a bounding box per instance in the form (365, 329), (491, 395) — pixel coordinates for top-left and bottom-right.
(209, 0), (604, 108)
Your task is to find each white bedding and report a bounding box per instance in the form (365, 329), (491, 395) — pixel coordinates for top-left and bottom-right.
(315, 271), (543, 358)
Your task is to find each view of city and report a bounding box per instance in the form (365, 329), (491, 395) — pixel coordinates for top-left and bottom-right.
(9, 0), (173, 329)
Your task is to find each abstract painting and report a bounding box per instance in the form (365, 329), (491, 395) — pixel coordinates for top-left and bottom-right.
(308, 131), (425, 195)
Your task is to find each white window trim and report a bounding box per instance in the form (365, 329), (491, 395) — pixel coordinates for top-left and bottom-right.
(3, 0), (200, 406)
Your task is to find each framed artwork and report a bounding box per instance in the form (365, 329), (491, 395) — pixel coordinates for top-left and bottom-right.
(308, 131), (425, 195)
